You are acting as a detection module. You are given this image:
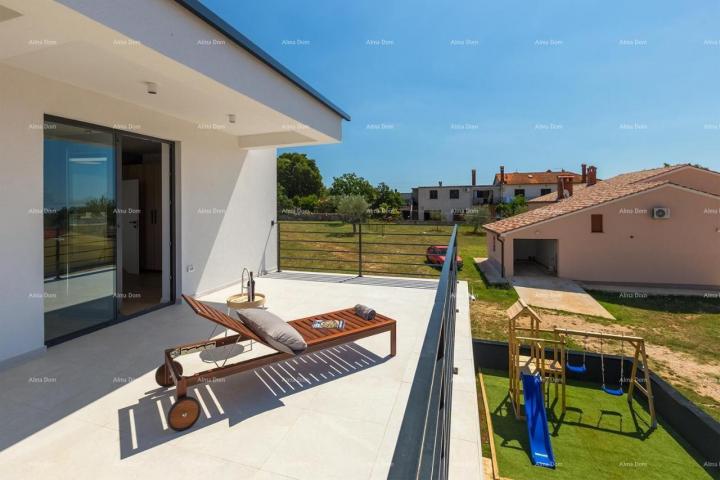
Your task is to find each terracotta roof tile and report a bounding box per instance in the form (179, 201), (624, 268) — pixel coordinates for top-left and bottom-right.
(494, 171), (583, 185)
(528, 184), (589, 202)
(484, 164), (691, 234)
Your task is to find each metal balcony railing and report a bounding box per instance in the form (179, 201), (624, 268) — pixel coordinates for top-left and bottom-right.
(277, 221), (454, 278)
(387, 225), (458, 479)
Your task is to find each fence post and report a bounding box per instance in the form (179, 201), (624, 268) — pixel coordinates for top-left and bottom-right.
(276, 220), (281, 272)
(358, 222), (363, 277)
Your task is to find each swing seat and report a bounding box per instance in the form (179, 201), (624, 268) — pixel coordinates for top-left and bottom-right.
(602, 385), (623, 396)
(566, 363), (586, 374)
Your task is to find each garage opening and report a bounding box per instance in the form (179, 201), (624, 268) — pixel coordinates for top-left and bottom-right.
(513, 239), (558, 276)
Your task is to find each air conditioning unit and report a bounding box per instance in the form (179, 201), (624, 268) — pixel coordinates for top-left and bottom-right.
(652, 207), (670, 219)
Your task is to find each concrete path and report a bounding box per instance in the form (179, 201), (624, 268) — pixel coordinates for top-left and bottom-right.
(511, 275), (615, 319)
(473, 258), (509, 286)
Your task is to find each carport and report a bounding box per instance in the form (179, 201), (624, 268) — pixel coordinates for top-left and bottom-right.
(513, 239), (558, 276)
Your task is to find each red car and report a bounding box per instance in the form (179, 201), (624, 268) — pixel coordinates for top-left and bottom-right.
(426, 245), (463, 269)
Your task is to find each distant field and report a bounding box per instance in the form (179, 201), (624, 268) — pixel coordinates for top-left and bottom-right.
(280, 221), (461, 277)
(44, 230), (115, 278)
(278, 219), (518, 306)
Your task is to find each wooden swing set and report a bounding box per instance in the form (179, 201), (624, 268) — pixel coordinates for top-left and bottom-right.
(507, 299), (657, 428)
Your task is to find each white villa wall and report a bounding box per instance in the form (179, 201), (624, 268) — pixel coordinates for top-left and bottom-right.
(0, 64), (278, 363)
(55, 0), (342, 140)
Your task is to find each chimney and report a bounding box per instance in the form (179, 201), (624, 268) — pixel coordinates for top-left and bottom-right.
(557, 175), (574, 200)
(471, 169), (477, 186)
(587, 166), (597, 186)
(581, 163), (587, 184)
(500, 165), (505, 185)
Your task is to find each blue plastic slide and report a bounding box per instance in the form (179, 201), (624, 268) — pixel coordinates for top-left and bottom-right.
(521, 373), (556, 469)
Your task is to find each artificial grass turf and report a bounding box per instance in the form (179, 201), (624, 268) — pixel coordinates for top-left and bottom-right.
(481, 369), (713, 480)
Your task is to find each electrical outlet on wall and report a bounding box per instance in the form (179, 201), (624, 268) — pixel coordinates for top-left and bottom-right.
(186, 264), (195, 273)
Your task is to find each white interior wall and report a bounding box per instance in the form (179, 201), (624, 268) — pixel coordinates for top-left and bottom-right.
(0, 64), (278, 363)
(535, 240), (556, 271)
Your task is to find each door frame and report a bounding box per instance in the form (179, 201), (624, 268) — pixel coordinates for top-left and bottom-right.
(43, 114), (177, 345)
(115, 131), (176, 322)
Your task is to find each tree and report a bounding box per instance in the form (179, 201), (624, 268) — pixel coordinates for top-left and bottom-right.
(277, 184), (294, 213)
(329, 173), (376, 204)
(336, 195), (369, 232)
(464, 207), (490, 233)
(316, 195), (339, 213)
(495, 196), (527, 218)
(294, 194), (319, 212)
(372, 182), (404, 211)
(277, 153), (324, 199)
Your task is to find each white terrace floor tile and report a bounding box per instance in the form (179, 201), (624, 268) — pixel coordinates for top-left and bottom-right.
(261, 410), (386, 480)
(0, 274), (478, 479)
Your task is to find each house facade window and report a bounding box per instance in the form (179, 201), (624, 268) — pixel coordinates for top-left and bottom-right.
(429, 189), (438, 199)
(514, 189), (525, 197)
(591, 214), (603, 233)
(449, 189), (459, 199)
(540, 188), (552, 196)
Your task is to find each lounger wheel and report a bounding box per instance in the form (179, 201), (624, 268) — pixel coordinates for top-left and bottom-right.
(155, 361), (183, 387)
(168, 397), (200, 431)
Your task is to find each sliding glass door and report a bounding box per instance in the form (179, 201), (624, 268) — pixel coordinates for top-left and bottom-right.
(43, 117), (174, 345)
(44, 120), (117, 344)
(117, 135), (173, 317)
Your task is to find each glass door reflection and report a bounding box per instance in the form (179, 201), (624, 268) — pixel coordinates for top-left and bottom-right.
(43, 120), (116, 344)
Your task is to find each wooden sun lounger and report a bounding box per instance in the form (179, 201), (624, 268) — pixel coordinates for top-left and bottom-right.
(156, 294), (397, 431)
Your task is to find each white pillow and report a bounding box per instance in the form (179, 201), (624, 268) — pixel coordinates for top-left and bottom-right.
(236, 309), (307, 354)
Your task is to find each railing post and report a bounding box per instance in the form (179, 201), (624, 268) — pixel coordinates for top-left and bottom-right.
(358, 222), (363, 277)
(276, 220), (281, 272)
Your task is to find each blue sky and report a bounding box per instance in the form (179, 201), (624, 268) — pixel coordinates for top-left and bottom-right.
(204, 0), (720, 191)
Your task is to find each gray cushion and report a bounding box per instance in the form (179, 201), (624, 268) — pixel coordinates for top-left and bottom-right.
(236, 309), (307, 354)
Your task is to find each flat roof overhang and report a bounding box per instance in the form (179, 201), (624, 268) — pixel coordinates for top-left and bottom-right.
(0, 0), (347, 148)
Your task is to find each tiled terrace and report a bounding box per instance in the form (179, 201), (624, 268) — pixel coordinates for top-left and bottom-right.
(0, 272), (481, 479)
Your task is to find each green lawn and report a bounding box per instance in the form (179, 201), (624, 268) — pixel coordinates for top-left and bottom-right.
(481, 369), (714, 480)
(589, 291), (720, 366)
(279, 221), (453, 277)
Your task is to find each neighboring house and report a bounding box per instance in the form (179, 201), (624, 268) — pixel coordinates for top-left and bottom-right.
(493, 165), (586, 203)
(414, 165), (587, 221)
(483, 164), (720, 287)
(415, 184), (497, 221)
(0, 0), (348, 364)
(414, 169), (497, 221)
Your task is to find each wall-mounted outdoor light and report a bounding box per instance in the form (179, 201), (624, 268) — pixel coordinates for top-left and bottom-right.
(228, 114), (236, 124)
(146, 82), (158, 95)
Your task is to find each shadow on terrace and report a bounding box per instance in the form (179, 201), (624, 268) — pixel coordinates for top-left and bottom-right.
(118, 340), (386, 458)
